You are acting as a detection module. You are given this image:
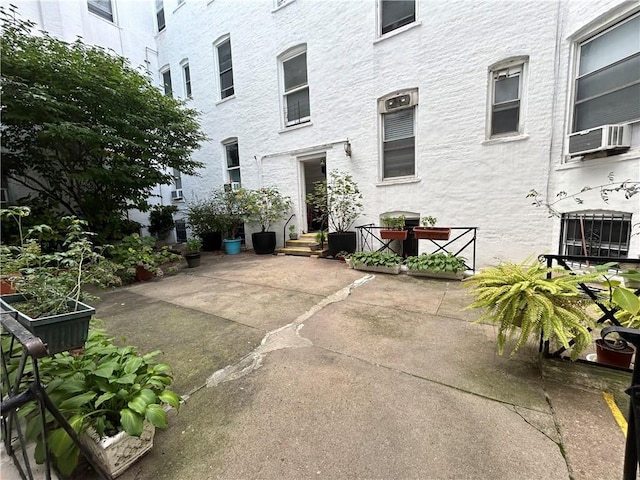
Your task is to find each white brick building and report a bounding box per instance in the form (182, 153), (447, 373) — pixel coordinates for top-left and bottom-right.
(5, 0), (640, 266)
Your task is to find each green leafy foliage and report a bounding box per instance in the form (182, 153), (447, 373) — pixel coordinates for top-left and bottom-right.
(0, 7), (207, 240)
(148, 205), (178, 240)
(242, 187), (292, 233)
(184, 237), (202, 254)
(110, 233), (180, 280)
(464, 260), (601, 360)
(351, 251), (402, 268)
(7, 326), (180, 475)
(405, 253), (467, 273)
(186, 188), (246, 239)
(381, 215), (405, 230)
(420, 216), (437, 227)
(306, 170), (363, 233)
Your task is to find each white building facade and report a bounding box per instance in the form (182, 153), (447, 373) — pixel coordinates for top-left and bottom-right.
(6, 0), (640, 266)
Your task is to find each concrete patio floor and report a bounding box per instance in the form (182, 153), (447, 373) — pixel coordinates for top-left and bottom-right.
(3, 252), (633, 479)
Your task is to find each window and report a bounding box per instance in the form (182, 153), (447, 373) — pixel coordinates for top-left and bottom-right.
(224, 140), (241, 186)
(488, 59), (526, 137)
(560, 212), (632, 258)
(182, 62), (192, 98)
(156, 0), (166, 32)
(173, 168), (182, 191)
(380, 90), (417, 179)
(380, 0), (415, 35)
(161, 69), (172, 96)
(281, 46), (310, 126)
(87, 0), (113, 22)
(573, 13), (640, 132)
(177, 0), (185, 5)
(216, 38), (234, 99)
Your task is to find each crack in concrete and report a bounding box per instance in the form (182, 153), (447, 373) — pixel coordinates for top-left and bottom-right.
(205, 274), (374, 388)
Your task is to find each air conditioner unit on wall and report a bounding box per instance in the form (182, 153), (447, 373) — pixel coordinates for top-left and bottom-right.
(231, 182), (240, 191)
(568, 124), (631, 157)
(378, 89), (419, 114)
(171, 189), (183, 200)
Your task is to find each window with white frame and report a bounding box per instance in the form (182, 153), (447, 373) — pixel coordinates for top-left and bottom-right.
(380, 90), (417, 179)
(380, 0), (416, 35)
(161, 69), (172, 96)
(280, 46), (310, 126)
(156, 0), (166, 32)
(171, 168), (183, 200)
(216, 38), (234, 99)
(224, 140), (241, 187)
(182, 62), (192, 98)
(573, 13), (640, 132)
(560, 211), (632, 258)
(87, 0), (113, 22)
(488, 58), (527, 137)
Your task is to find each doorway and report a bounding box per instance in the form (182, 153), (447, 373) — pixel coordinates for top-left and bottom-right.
(301, 156), (326, 232)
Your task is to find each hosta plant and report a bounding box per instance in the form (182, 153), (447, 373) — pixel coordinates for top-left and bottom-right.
(13, 327), (181, 475)
(351, 251), (402, 268)
(464, 260), (600, 360)
(405, 253), (467, 272)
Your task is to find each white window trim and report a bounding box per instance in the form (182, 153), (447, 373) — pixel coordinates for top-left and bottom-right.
(159, 65), (172, 96)
(87, 0), (116, 23)
(222, 137), (241, 185)
(156, 0), (166, 32)
(278, 44), (310, 128)
(486, 56), (528, 140)
(377, 0), (419, 39)
(567, 11), (640, 137)
(180, 58), (192, 99)
(213, 34), (235, 102)
(378, 88), (418, 182)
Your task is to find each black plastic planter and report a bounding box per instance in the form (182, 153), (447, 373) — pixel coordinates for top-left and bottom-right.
(327, 231), (357, 257)
(185, 253), (201, 268)
(201, 232), (222, 251)
(252, 232), (277, 254)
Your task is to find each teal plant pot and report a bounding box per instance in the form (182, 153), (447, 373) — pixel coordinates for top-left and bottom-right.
(223, 238), (242, 255)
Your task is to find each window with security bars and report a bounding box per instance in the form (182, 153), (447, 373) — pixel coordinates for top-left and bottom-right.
(490, 63), (523, 136)
(217, 39), (234, 99)
(383, 107), (415, 178)
(88, 0), (113, 22)
(573, 13), (640, 132)
(380, 0), (415, 35)
(560, 212), (632, 258)
(282, 49), (310, 126)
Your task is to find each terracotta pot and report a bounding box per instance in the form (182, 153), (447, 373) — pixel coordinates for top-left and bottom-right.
(595, 338), (635, 368)
(413, 227), (451, 240)
(135, 266), (154, 282)
(0, 275), (19, 294)
(380, 229), (408, 240)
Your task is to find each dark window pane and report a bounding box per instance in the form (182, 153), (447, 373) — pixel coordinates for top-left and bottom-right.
(560, 212), (631, 258)
(162, 70), (172, 96)
(494, 75), (519, 103)
(491, 103), (519, 135)
(577, 54), (640, 101)
(226, 143), (239, 168)
(228, 168), (241, 183)
(157, 10), (165, 31)
(220, 70), (234, 91)
(381, 0), (415, 35)
(574, 83), (640, 131)
(384, 109), (414, 141)
(286, 88), (310, 122)
(283, 53), (308, 91)
(218, 40), (233, 72)
(384, 136), (415, 178)
(88, 0), (113, 21)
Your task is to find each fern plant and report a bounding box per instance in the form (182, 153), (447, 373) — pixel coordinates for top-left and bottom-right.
(464, 260), (600, 360)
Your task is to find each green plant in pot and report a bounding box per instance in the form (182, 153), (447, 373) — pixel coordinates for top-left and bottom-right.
(350, 251), (403, 274)
(288, 224), (298, 240)
(110, 233), (181, 282)
(242, 187), (292, 255)
(413, 215), (451, 240)
(147, 205), (178, 242)
(212, 187), (246, 255)
(464, 259), (600, 360)
(380, 215), (407, 240)
(306, 170), (363, 257)
(10, 326), (181, 477)
(405, 253), (467, 279)
(184, 237), (202, 268)
(185, 197), (223, 251)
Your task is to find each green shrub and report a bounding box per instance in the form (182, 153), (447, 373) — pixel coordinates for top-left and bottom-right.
(351, 251), (402, 267)
(405, 253), (467, 272)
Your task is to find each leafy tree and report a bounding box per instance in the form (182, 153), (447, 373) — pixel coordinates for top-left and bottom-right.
(0, 7), (207, 240)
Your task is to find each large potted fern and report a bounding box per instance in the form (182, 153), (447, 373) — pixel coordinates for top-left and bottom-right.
(464, 259), (600, 360)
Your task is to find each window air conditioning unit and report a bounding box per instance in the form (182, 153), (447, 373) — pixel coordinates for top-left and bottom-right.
(568, 124), (631, 157)
(378, 89), (418, 114)
(171, 189), (183, 200)
(231, 181), (240, 191)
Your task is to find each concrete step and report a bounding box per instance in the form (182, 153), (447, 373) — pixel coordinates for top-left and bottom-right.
(286, 238), (320, 248)
(278, 247), (328, 257)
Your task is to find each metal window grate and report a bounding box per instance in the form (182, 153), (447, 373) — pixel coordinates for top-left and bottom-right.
(559, 212), (632, 259)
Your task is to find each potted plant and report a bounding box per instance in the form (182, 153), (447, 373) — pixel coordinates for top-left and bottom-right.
(147, 205), (178, 243)
(380, 215), (407, 240)
(312, 229), (327, 251)
(212, 187), (246, 255)
(289, 224), (298, 240)
(110, 234), (181, 282)
(0, 211), (120, 354)
(350, 251), (403, 275)
(184, 237), (202, 268)
(413, 216), (451, 241)
(242, 187), (292, 255)
(185, 197), (223, 251)
(306, 170), (363, 257)
(405, 253), (467, 280)
(12, 327), (181, 477)
(464, 259), (600, 360)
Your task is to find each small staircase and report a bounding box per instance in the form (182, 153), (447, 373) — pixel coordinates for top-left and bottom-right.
(278, 233), (328, 257)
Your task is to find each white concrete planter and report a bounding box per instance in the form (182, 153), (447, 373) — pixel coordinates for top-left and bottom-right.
(406, 270), (464, 280)
(80, 422), (155, 478)
(353, 263), (401, 275)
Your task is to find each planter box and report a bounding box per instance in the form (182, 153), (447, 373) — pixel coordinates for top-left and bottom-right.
(413, 227), (451, 240)
(407, 270), (464, 280)
(80, 422), (155, 478)
(380, 230), (408, 240)
(0, 294), (94, 355)
(353, 263), (401, 275)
